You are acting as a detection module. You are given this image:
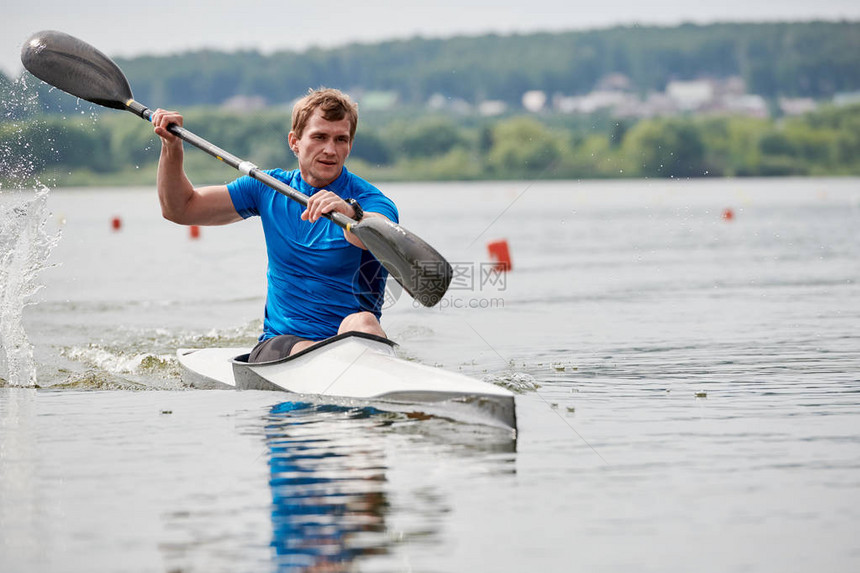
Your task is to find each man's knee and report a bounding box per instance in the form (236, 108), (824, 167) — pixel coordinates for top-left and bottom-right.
(338, 311), (385, 336)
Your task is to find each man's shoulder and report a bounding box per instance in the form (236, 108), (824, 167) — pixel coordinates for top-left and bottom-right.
(264, 168), (300, 184)
(341, 168), (398, 222)
(341, 167), (385, 197)
(229, 168), (298, 191)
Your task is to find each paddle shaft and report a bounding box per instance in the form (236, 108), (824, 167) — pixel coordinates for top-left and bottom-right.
(20, 29), (452, 306)
(126, 100), (354, 230)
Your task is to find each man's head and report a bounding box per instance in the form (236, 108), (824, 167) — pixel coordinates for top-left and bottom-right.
(291, 88), (358, 142)
(288, 88), (359, 188)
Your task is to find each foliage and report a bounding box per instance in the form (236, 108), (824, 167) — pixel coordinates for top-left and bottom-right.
(82, 22), (860, 110)
(7, 22), (857, 115)
(384, 116), (468, 159)
(0, 116), (112, 174)
(621, 119), (707, 178)
(486, 117), (567, 177)
(3, 102), (859, 186)
(3, 22), (860, 185)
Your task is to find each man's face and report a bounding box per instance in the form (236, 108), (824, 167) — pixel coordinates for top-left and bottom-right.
(288, 109), (353, 188)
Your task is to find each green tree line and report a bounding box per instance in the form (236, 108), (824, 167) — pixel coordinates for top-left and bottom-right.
(3, 103), (858, 187)
(3, 21), (860, 115)
(2, 21), (859, 186)
(94, 21), (860, 107)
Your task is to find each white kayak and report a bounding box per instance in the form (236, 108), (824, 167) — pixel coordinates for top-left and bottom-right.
(177, 332), (517, 431)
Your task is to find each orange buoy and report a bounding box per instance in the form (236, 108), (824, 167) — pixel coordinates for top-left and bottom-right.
(487, 239), (512, 271)
(111, 216), (122, 231)
(722, 208), (735, 221)
(189, 225), (200, 239)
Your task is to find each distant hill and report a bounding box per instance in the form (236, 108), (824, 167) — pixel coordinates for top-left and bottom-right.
(15, 20), (860, 114)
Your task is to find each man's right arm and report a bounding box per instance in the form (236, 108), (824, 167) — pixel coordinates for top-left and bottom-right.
(153, 109), (242, 226)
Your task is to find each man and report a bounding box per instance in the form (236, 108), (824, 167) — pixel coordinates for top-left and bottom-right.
(153, 88), (398, 361)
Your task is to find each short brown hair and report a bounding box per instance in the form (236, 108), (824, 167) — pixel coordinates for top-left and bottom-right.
(291, 88), (359, 141)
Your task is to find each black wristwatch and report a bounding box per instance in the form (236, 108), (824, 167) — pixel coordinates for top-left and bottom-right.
(346, 198), (364, 221)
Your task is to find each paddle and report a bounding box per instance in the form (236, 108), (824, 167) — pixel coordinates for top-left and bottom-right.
(20, 30), (452, 307)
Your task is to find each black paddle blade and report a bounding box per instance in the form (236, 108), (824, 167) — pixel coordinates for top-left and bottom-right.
(351, 217), (452, 307)
(20, 30), (133, 110)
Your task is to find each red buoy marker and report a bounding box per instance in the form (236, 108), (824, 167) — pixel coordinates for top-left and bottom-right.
(722, 208), (735, 221)
(189, 225), (200, 239)
(111, 216), (122, 231)
(487, 239), (512, 271)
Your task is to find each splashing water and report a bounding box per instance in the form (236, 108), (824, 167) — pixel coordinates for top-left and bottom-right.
(0, 75), (46, 189)
(0, 188), (59, 386)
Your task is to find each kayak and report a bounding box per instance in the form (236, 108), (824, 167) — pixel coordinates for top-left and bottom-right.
(177, 331), (517, 431)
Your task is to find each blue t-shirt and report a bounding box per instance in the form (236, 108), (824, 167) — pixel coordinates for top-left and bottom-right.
(227, 167), (399, 341)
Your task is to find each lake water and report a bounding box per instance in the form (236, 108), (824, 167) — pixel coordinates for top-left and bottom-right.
(1, 178), (859, 572)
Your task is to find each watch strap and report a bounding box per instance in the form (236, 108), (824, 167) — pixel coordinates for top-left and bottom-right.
(346, 198), (364, 221)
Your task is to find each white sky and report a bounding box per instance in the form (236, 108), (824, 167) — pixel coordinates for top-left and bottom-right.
(3, 0), (859, 77)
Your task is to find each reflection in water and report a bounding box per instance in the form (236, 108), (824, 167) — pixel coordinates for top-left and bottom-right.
(264, 401), (518, 571)
(266, 402), (392, 572)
